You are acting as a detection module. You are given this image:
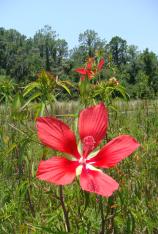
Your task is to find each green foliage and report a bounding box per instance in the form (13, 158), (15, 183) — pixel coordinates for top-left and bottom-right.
(108, 36), (127, 67)
(78, 29), (106, 58)
(0, 76), (15, 103)
(135, 71), (151, 98)
(22, 70), (72, 116)
(93, 79), (129, 106)
(0, 26), (158, 99)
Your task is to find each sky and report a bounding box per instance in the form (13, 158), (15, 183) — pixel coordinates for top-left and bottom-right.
(0, 0), (158, 54)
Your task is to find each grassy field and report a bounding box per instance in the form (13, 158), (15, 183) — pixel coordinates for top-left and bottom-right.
(0, 100), (158, 234)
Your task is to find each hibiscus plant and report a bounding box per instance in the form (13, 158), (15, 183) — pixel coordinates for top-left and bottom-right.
(34, 56), (140, 233)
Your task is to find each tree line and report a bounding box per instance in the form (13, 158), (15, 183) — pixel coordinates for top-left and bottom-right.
(0, 25), (158, 99)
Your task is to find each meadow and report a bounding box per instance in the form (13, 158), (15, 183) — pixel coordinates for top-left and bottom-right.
(0, 99), (158, 234)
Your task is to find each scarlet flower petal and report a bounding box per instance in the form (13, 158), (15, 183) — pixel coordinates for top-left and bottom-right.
(89, 135), (140, 168)
(97, 58), (105, 71)
(36, 117), (80, 158)
(87, 70), (93, 79)
(75, 68), (87, 75)
(37, 157), (78, 185)
(80, 168), (119, 197)
(78, 103), (108, 155)
(86, 62), (92, 70)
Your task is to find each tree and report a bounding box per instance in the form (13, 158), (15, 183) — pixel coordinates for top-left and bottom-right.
(108, 36), (127, 67)
(56, 39), (68, 65)
(34, 25), (57, 71)
(135, 71), (151, 98)
(34, 25), (68, 75)
(139, 49), (158, 84)
(78, 30), (106, 57)
(123, 45), (140, 84)
(0, 28), (26, 71)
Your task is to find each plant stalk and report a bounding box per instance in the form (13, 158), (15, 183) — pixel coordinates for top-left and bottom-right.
(59, 185), (70, 232)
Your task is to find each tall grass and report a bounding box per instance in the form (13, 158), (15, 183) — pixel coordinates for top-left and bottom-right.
(0, 100), (158, 233)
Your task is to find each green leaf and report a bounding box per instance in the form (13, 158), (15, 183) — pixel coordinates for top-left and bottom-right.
(23, 82), (40, 97)
(4, 143), (17, 156)
(57, 81), (71, 95)
(21, 91), (41, 109)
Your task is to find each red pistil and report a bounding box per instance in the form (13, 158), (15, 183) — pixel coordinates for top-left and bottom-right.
(82, 136), (96, 157)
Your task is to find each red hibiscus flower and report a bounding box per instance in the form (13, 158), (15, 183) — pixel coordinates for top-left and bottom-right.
(36, 103), (140, 197)
(75, 58), (105, 80)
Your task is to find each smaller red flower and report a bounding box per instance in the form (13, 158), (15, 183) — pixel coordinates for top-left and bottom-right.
(36, 103), (140, 197)
(97, 58), (104, 71)
(75, 58), (105, 80)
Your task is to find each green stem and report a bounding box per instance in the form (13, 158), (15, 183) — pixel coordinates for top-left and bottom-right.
(8, 123), (42, 145)
(59, 186), (71, 232)
(99, 196), (106, 234)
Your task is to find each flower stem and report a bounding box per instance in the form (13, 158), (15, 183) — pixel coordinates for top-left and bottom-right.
(59, 185), (70, 232)
(99, 196), (106, 234)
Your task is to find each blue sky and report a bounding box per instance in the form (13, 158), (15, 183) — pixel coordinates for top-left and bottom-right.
(0, 0), (158, 53)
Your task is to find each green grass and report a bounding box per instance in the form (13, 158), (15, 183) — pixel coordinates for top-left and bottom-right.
(0, 100), (158, 233)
